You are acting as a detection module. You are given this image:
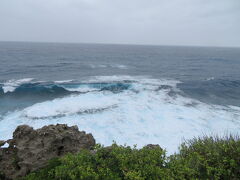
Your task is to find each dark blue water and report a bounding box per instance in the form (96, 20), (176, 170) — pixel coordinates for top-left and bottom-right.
(0, 41), (240, 153)
(1, 42), (240, 107)
(1, 42), (240, 81)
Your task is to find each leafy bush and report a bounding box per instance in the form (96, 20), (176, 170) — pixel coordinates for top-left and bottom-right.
(22, 135), (240, 180)
(167, 135), (240, 179)
(23, 144), (168, 180)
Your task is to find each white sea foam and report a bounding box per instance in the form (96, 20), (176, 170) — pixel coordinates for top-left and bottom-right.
(2, 78), (34, 93)
(206, 77), (215, 81)
(63, 85), (99, 93)
(86, 75), (180, 85)
(1, 142), (9, 148)
(22, 92), (118, 119)
(89, 64), (128, 69)
(110, 64), (128, 69)
(89, 64), (108, 68)
(54, 80), (74, 83)
(0, 77), (239, 154)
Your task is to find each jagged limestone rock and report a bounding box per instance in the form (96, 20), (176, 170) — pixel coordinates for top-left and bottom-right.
(0, 124), (95, 179)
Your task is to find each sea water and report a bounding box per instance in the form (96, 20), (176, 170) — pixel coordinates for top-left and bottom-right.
(0, 42), (240, 154)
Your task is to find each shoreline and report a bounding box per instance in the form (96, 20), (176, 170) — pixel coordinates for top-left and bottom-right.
(0, 124), (239, 179)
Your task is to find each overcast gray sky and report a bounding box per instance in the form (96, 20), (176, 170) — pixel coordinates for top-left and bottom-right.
(0, 0), (239, 47)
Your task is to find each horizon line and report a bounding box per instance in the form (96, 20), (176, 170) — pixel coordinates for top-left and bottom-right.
(0, 40), (239, 49)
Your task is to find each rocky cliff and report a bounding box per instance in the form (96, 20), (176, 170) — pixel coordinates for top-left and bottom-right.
(0, 124), (95, 179)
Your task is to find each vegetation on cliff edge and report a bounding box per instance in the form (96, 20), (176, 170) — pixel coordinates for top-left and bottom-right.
(20, 135), (240, 180)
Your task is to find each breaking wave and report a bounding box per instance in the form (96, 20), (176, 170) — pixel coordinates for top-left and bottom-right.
(0, 76), (240, 154)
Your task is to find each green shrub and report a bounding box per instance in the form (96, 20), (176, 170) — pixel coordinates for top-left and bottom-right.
(22, 158), (62, 180)
(22, 135), (240, 180)
(23, 143), (168, 180)
(167, 135), (240, 179)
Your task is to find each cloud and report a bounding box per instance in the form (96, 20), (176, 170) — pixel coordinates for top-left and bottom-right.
(0, 0), (239, 47)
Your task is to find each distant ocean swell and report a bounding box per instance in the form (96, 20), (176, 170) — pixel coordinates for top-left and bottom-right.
(0, 76), (240, 154)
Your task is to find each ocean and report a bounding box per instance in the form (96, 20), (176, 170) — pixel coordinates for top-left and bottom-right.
(0, 41), (240, 154)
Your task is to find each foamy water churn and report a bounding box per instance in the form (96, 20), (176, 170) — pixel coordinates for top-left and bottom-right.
(0, 76), (239, 154)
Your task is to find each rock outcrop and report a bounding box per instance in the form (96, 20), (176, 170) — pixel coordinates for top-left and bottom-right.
(0, 124), (95, 179)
